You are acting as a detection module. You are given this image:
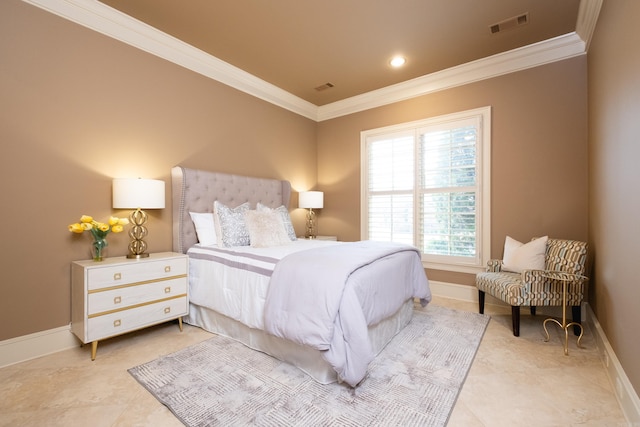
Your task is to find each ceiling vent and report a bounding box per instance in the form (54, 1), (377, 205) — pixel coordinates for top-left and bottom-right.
(490, 13), (529, 34)
(314, 82), (334, 92)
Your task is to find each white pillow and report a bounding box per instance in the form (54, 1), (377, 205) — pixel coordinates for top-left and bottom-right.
(257, 203), (296, 241)
(213, 201), (250, 247)
(188, 212), (217, 246)
(244, 210), (291, 248)
(502, 235), (548, 273)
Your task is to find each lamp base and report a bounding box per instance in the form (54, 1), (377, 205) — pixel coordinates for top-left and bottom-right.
(126, 253), (150, 259)
(304, 208), (317, 239)
(126, 208), (151, 259)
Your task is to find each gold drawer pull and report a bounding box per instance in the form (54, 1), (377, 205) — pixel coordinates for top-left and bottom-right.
(113, 273), (122, 281)
(114, 296), (122, 304)
(113, 319), (121, 327)
(164, 266), (171, 273)
(164, 307), (171, 314)
(164, 286), (171, 294)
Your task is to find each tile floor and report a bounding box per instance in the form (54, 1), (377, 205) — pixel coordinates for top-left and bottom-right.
(0, 296), (628, 426)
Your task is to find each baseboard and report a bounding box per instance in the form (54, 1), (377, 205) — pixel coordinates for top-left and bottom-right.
(585, 304), (640, 426)
(429, 280), (480, 302)
(0, 324), (78, 368)
(431, 280), (640, 426)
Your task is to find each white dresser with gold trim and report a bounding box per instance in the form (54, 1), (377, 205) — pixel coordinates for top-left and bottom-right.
(71, 252), (188, 360)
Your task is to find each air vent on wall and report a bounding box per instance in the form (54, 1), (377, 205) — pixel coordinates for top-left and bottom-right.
(490, 12), (529, 34)
(314, 82), (335, 92)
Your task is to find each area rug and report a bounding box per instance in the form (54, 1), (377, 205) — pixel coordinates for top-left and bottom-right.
(128, 305), (489, 426)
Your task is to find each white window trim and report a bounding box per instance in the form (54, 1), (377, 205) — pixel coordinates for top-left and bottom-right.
(360, 106), (491, 274)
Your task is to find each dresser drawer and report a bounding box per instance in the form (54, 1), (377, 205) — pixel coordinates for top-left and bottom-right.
(87, 257), (187, 291)
(86, 296), (188, 342)
(87, 277), (187, 315)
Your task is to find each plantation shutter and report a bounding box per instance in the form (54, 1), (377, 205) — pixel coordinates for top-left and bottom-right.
(417, 117), (479, 260)
(366, 131), (414, 245)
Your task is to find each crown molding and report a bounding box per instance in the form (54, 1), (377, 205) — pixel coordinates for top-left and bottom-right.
(317, 32), (586, 121)
(23, 0), (601, 123)
(576, 0), (603, 50)
(22, 0), (319, 120)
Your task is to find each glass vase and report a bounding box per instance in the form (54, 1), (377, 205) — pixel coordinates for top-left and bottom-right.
(92, 237), (108, 261)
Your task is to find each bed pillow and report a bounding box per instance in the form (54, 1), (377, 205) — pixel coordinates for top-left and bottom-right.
(502, 235), (548, 273)
(257, 203), (297, 241)
(188, 212), (217, 246)
(244, 210), (292, 248)
(213, 201), (250, 247)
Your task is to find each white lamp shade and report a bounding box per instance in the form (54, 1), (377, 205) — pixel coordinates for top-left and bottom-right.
(112, 178), (166, 209)
(299, 191), (324, 209)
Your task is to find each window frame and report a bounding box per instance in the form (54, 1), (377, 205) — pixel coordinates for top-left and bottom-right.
(360, 106), (491, 273)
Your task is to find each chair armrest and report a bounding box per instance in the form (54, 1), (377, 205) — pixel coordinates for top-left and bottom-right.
(486, 259), (503, 272)
(523, 270), (588, 284)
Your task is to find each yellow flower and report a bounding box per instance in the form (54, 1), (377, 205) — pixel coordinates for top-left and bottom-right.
(67, 214), (129, 257)
(68, 223), (85, 233)
(96, 222), (110, 232)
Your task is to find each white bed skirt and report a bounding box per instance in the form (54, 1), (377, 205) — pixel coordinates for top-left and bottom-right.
(185, 298), (416, 385)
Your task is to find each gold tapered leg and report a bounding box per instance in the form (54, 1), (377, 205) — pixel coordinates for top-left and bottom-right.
(91, 341), (98, 361)
(178, 317), (183, 332)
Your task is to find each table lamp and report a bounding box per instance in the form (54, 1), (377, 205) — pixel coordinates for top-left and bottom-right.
(112, 178), (165, 258)
(299, 191), (324, 239)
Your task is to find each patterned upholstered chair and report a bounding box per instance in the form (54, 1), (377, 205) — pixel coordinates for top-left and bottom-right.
(476, 238), (588, 336)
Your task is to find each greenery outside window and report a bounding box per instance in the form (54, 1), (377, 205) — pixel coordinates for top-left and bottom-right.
(361, 107), (491, 273)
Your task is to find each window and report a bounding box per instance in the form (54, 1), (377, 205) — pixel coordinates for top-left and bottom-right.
(361, 107), (491, 272)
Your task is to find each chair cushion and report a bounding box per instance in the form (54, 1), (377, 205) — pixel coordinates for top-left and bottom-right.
(476, 270), (584, 307)
(476, 271), (528, 306)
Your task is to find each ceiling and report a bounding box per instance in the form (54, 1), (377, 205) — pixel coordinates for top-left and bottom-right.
(97, 0), (581, 106)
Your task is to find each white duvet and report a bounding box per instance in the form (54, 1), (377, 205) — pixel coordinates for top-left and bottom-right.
(264, 241), (430, 386)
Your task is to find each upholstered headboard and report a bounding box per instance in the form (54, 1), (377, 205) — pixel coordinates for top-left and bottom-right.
(171, 166), (292, 253)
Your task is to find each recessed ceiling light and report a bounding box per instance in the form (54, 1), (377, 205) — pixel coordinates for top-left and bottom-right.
(390, 56), (406, 68)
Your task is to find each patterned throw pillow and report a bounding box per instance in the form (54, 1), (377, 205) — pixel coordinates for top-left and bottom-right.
(244, 210), (291, 247)
(214, 201), (250, 247)
(257, 203), (297, 241)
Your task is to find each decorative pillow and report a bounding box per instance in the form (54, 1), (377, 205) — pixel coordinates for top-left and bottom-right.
(502, 235), (548, 273)
(188, 212), (217, 246)
(257, 203), (297, 241)
(213, 201), (250, 247)
(244, 210), (291, 248)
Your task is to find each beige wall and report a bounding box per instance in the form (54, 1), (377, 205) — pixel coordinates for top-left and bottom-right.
(10, 1), (630, 395)
(0, 0), (317, 340)
(588, 0), (640, 398)
(317, 57), (589, 286)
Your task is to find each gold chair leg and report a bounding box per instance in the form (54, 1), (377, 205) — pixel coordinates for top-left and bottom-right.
(91, 341), (98, 361)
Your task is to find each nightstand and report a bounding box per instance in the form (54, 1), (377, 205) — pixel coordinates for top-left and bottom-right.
(300, 235), (338, 241)
(71, 252), (188, 360)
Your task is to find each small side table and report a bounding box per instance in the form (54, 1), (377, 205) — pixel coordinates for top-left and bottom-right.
(541, 271), (588, 356)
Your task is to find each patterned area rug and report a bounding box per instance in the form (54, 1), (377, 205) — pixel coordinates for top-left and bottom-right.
(128, 305), (489, 426)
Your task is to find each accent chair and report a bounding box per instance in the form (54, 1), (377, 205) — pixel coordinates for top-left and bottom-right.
(475, 238), (588, 337)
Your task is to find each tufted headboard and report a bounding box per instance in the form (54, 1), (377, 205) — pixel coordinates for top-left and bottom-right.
(171, 166), (292, 253)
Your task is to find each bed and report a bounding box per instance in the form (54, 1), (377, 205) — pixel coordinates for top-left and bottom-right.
(171, 165), (431, 386)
